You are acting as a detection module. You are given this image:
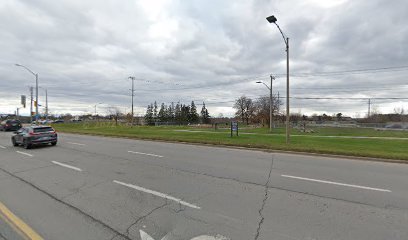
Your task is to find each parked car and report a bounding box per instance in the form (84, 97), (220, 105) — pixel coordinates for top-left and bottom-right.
(0, 119), (22, 131)
(11, 125), (57, 149)
(39, 119), (54, 124)
(53, 119), (64, 124)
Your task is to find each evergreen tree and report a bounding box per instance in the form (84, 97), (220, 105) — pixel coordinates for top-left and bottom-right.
(144, 104), (154, 125)
(189, 101), (199, 123)
(158, 103), (167, 122)
(200, 102), (211, 124)
(175, 102), (181, 124)
(168, 102), (175, 122)
(181, 104), (190, 124)
(153, 101), (158, 122)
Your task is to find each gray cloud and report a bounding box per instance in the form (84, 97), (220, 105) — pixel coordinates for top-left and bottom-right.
(1, 0), (407, 117)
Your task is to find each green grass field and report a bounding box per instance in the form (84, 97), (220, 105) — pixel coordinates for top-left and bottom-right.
(52, 122), (408, 161)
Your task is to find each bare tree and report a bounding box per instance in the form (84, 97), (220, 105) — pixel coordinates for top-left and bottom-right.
(233, 96), (255, 125)
(253, 94), (282, 126)
(394, 107), (405, 115)
(108, 106), (123, 126)
(234, 96), (247, 123)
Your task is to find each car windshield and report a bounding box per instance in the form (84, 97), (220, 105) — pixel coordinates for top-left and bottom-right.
(33, 127), (54, 133)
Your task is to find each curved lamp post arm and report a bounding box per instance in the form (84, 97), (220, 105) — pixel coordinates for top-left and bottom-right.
(256, 81), (271, 90)
(273, 23), (289, 47)
(15, 64), (37, 76)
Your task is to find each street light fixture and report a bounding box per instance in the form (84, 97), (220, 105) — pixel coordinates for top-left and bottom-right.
(15, 64), (39, 124)
(256, 75), (275, 132)
(128, 76), (135, 127)
(266, 15), (290, 144)
(94, 102), (103, 122)
(94, 103), (103, 116)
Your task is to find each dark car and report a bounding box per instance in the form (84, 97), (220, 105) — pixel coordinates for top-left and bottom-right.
(11, 126), (58, 149)
(0, 119), (22, 131)
(53, 119), (64, 124)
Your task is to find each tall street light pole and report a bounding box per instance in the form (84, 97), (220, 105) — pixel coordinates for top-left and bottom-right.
(39, 87), (48, 121)
(266, 15), (290, 144)
(128, 76), (135, 127)
(15, 64), (39, 123)
(94, 102), (103, 121)
(45, 88), (48, 121)
(256, 75), (275, 132)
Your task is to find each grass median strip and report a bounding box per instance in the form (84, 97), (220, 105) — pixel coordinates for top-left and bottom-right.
(52, 123), (408, 161)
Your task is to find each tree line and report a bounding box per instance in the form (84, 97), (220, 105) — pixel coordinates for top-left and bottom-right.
(233, 95), (283, 125)
(144, 101), (210, 125)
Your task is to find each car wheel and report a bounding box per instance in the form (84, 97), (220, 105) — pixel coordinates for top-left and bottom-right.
(23, 140), (31, 149)
(11, 137), (18, 146)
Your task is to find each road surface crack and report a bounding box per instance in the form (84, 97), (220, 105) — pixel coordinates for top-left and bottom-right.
(58, 145), (266, 187)
(126, 201), (169, 237)
(254, 156), (273, 240)
(0, 167), (132, 240)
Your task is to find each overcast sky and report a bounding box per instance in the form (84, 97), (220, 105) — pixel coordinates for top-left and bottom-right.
(1, 0), (407, 118)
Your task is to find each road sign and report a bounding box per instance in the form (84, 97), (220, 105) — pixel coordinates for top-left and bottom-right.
(230, 122), (238, 137)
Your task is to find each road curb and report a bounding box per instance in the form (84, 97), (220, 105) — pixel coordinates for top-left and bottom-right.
(58, 131), (408, 165)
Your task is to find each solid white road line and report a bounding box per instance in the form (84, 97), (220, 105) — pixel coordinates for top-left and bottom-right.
(66, 142), (85, 146)
(0, 145), (6, 149)
(128, 151), (163, 158)
(51, 161), (82, 172)
(15, 151), (33, 157)
(113, 180), (201, 209)
(281, 174), (391, 192)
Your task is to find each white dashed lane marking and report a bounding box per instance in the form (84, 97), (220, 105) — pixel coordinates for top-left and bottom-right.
(114, 180), (200, 209)
(15, 151), (33, 157)
(128, 151), (163, 158)
(52, 161), (82, 172)
(281, 174), (391, 192)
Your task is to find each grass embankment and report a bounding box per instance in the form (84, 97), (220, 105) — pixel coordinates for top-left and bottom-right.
(52, 123), (408, 161)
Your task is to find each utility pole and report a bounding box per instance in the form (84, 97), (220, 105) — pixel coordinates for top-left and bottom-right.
(286, 37), (290, 144)
(45, 89), (48, 121)
(128, 76), (135, 127)
(30, 87), (33, 123)
(36, 73), (39, 123)
(368, 98), (371, 118)
(269, 75), (274, 132)
(277, 91), (280, 126)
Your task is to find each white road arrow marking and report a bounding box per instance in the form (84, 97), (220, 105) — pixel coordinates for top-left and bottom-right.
(140, 230), (167, 240)
(139, 230), (228, 240)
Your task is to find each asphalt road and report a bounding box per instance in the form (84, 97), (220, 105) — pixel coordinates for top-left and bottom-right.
(0, 131), (407, 240)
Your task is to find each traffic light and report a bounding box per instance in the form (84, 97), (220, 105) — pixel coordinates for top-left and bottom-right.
(21, 95), (26, 108)
(34, 101), (37, 107)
